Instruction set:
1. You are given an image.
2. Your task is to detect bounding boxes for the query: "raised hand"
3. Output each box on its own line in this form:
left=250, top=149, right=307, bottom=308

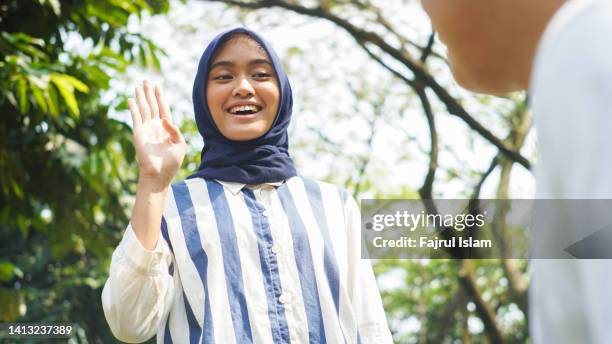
left=128, top=81, right=186, bottom=190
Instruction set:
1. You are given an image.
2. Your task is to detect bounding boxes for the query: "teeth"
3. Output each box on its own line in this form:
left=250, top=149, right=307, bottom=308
left=229, top=105, right=259, bottom=113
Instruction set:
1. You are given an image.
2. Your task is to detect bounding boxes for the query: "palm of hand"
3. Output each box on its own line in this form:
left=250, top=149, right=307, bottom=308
left=129, top=82, right=186, bottom=187
left=134, top=118, right=184, bottom=179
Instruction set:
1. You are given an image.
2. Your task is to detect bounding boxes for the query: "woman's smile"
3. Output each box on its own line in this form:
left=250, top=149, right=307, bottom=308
left=225, top=101, right=264, bottom=122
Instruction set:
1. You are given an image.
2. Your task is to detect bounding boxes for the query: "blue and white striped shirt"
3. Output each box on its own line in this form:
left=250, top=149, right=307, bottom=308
left=102, top=176, right=392, bottom=343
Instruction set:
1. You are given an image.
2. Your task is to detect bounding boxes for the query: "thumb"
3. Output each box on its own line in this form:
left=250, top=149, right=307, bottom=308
left=161, top=117, right=184, bottom=144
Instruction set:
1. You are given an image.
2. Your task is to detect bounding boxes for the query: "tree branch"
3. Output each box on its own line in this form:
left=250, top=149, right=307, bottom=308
left=458, top=260, right=504, bottom=343
left=420, top=30, right=436, bottom=63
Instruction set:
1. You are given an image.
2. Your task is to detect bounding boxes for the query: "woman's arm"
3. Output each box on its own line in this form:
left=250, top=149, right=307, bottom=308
left=101, top=81, right=186, bottom=342
left=128, top=81, right=186, bottom=250
left=101, top=222, right=179, bottom=343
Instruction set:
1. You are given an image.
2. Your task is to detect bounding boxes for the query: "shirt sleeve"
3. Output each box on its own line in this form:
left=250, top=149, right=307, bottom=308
left=101, top=222, right=178, bottom=343
left=344, top=193, right=394, bottom=343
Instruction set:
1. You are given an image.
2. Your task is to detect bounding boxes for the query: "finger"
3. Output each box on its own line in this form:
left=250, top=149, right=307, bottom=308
left=128, top=98, right=142, bottom=129
left=162, top=117, right=183, bottom=144
left=143, top=80, right=160, bottom=119
left=135, top=85, right=151, bottom=121
left=155, top=85, right=173, bottom=122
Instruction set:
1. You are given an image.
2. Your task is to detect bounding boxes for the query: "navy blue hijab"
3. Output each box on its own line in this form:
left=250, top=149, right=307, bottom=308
left=188, top=28, right=297, bottom=184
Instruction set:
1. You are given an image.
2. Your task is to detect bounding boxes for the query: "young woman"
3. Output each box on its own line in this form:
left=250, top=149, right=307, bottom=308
left=101, top=27, right=392, bottom=344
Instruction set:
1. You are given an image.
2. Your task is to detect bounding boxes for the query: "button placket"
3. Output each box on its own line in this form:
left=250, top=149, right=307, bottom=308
left=259, top=188, right=272, bottom=217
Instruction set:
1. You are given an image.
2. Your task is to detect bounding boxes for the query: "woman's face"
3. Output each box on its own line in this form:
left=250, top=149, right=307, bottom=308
left=206, top=36, right=280, bottom=141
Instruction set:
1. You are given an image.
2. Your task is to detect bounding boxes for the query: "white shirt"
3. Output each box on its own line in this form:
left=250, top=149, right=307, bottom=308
left=101, top=176, right=392, bottom=343
left=530, top=0, right=612, bottom=343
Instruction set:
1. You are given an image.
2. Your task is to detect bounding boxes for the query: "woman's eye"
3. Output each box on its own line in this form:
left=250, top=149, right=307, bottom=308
left=253, top=72, right=271, bottom=78
left=213, top=74, right=232, bottom=80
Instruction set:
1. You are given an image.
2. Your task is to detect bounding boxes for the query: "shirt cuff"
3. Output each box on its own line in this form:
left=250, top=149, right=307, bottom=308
left=119, top=223, right=167, bottom=276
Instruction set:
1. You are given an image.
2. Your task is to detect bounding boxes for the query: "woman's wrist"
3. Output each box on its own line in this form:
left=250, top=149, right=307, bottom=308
left=131, top=175, right=169, bottom=250
left=137, top=173, right=172, bottom=193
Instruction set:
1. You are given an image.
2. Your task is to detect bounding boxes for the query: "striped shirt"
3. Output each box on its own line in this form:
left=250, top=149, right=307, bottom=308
left=101, top=176, right=392, bottom=343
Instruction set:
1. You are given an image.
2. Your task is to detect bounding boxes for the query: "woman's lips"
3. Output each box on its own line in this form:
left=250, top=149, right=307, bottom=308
left=227, top=104, right=262, bottom=115
left=225, top=108, right=263, bottom=121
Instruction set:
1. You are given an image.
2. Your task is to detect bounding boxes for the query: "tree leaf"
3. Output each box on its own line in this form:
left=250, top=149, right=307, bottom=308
left=59, top=74, right=90, bottom=93
left=0, top=288, right=25, bottom=321
left=50, top=74, right=80, bottom=117
left=45, top=82, right=60, bottom=117
left=28, top=77, right=48, bottom=113
left=16, top=77, right=29, bottom=114
left=0, top=262, right=16, bottom=282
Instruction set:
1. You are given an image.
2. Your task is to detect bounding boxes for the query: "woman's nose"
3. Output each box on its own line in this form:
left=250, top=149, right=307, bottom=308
left=232, top=77, right=255, bottom=97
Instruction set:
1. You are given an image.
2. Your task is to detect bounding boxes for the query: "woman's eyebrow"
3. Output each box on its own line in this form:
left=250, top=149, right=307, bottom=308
left=248, top=58, right=272, bottom=66
left=210, top=58, right=272, bottom=70
left=210, top=60, right=233, bottom=70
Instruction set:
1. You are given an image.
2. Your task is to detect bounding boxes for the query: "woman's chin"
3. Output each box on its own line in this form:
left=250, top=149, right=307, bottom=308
left=221, top=125, right=268, bottom=141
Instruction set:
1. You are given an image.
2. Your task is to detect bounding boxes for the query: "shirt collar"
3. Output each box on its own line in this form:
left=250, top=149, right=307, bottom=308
left=215, top=180, right=284, bottom=195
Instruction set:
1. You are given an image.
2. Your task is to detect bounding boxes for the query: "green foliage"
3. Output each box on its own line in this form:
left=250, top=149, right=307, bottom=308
left=375, top=258, right=528, bottom=343
left=0, top=0, right=168, bottom=342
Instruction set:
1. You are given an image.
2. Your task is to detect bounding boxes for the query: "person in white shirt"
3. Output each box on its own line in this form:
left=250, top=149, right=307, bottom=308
left=421, top=0, right=612, bottom=342
left=101, top=28, right=393, bottom=343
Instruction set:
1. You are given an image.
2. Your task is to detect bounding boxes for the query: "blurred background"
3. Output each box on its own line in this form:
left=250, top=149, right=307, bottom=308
left=0, top=0, right=535, bottom=342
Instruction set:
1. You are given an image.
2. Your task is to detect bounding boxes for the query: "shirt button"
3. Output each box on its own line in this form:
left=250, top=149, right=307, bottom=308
left=262, top=209, right=269, bottom=217
left=279, top=294, right=288, bottom=304
left=271, top=245, right=279, bottom=254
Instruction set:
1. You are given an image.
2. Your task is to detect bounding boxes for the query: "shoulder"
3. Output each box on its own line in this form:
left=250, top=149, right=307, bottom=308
left=164, top=178, right=217, bottom=214
left=170, top=177, right=214, bottom=189
left=531, top=0, right=612, bottom=91
left=530, top=0, right=612, bottom=122
left=286, top=176, right=352, bottom=205
left=168, top=177, right=220, bottom=194
left=537, top=0, right=612, bottom=51
left=286, top=176, right=356, bottom=209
